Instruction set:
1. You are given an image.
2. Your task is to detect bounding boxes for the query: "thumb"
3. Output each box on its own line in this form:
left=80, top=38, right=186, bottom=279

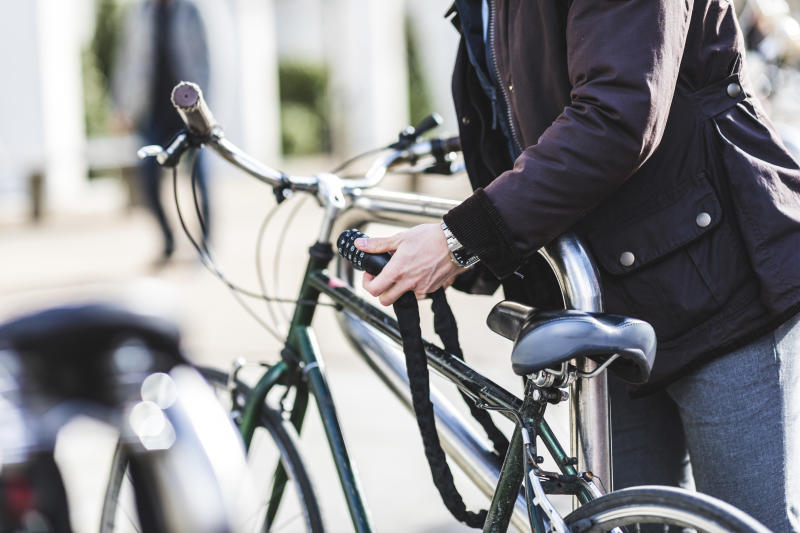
left=354, top=234, right=400, bottom=253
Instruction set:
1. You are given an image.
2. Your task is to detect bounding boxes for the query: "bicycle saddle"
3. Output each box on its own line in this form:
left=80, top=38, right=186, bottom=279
left=486, top=301, right=656, bottom=384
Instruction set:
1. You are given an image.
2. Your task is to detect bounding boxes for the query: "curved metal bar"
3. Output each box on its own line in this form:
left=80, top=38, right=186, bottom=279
left=207, top=134, right=316, bottom=190
left=203, top=135, right=437, bottom=196
left=345, top=140, right=438, bottom=190
left=347, top=188, right=459, bottom=224
left=539, top=235, right=603, bottom=313
left=540, top=235, right=611, bottom=494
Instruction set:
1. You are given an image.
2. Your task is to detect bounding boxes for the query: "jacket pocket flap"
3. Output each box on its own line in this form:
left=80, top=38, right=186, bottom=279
left=586, top=174, right=722, bottom=276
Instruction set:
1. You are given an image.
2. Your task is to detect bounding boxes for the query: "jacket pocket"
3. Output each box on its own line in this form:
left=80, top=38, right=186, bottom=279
left=584, top=171, right=741, bottom=341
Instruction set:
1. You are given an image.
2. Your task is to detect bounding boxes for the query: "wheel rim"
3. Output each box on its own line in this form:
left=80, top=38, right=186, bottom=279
left=573, top=503, right=749, bottom=533
left=198, top=366, right=323, bottom=532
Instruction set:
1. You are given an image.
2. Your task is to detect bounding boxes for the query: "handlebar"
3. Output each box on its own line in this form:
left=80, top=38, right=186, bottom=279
left=437, top=136, right=461, bottom=154
left=348, top=136, right=459, bottom=190
left=144, top=82, right=461, bottom=199
left=171, top=82, right=217, bottom=137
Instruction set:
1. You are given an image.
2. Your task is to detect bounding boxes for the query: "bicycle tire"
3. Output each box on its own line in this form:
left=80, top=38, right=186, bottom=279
left=564, top=485, right=771, bottom=533
left=100, top=440, right=183, bottom=533
left=198, top=365, right=324, bottom=533
left=99, top=439, right=137, bottom=533
left=99, top=367, right=324, bottom=533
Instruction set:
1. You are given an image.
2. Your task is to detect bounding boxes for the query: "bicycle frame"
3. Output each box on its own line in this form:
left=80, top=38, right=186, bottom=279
left=141, top=85, right=612, bottom=529
left=232, top=185, right=610, bottom=532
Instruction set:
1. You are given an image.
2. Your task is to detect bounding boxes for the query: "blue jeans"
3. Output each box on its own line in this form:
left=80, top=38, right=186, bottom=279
left=610, top=312, right=800, bottom=532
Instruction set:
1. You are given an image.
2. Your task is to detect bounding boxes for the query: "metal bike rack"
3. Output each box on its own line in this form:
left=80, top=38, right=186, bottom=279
left=333, top=189, right=611, bottom=527
left=540, top=235, right=611, bottom=493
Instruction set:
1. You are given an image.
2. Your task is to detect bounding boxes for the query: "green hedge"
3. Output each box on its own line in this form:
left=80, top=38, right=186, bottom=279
left=279, top=62, right=330, bottom=156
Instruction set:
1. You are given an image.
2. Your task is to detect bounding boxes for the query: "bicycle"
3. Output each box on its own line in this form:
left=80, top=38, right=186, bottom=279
left=104, top=81, right=772, bottom=533
left=0, top=301, right=256, bottom=532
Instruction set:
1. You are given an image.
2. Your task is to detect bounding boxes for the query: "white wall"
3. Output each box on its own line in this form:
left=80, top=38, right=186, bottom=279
left=196, top=0, right=240, bottom=141
left=0, top=0, right=89, bottom=213
left=406, top=0, right=460, bottom=132
left=275, top=0, right=325, bottom=62
left=323, top=0, right=410, bottom=156
left=37, top=0, right=89, bottom=209
left=233, top=0, right=281, bottom=163
left=0, top=1, right=46, bottom=205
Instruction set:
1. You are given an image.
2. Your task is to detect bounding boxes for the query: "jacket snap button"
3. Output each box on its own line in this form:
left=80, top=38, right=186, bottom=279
left=461, top=116, right=470, bottom=125
left=619, top=251, right=635, bottom=267
left=726, top=82, right=742, bottom=98
left=696, top=212, right=712, bottom=228
left=508, top=84, right=514, bottom=93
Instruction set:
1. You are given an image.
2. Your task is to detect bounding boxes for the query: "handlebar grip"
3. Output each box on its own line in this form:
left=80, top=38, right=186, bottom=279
left=429, top=136, right=462, bottom=171
left=171, top=82, right=216, bottom=137
left=442, top=136, right=461, bottom=153
left=337, top=229, right=391, bottom=276
left=413, top=113, right=443, bottom=137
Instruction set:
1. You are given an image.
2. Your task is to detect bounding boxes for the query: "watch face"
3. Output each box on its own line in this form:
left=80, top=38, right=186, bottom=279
left=442, top=222, right=478, bottom=267
left=452, top=248, right=479, bottom=267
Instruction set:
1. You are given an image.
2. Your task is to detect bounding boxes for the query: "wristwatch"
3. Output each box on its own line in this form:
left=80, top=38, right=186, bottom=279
left=441, top=221, right=480, bottom=268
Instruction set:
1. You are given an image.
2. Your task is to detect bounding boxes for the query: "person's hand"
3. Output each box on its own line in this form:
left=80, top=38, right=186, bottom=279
left=355, top=223, right=465, bottom=306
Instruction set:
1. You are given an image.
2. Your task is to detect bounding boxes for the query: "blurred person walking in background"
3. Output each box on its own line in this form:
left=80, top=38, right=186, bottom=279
left=112, top=0, right=211, bottom=263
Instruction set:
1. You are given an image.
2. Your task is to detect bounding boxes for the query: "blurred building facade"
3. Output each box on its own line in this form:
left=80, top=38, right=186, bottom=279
left=0, top=0, right=91, bottom=214
left=0, top=0, right=458, bottom=220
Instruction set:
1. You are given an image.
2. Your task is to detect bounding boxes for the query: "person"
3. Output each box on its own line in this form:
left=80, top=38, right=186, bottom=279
left=112, top=0, right=211, bottom=262
left=355, top=1, right=800, bottom=531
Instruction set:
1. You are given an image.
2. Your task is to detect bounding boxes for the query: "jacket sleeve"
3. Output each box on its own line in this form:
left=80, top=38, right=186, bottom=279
left=443, top=0, right=693, bottom=278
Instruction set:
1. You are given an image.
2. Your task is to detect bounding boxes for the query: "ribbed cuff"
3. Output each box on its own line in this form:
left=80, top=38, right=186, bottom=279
left=443, top=188, right=522, bottom=278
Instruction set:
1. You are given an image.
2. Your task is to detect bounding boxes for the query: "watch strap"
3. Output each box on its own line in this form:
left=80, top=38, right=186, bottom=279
left=441, top=222, right=480, bottom=267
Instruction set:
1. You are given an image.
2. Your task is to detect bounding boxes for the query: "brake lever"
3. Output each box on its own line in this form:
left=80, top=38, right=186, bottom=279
left=137, top=131, right=191, bottom=168
left=388, top=113, right=444, bottom=150
left=137, top=145, right=166, bottom=160
left=422, top=160, right=462, bottom=175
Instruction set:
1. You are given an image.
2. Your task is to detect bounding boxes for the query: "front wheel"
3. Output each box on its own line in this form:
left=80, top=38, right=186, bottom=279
left=197, top=366, right=324, bottom=533
left=564, top=486, right=771, bottom=533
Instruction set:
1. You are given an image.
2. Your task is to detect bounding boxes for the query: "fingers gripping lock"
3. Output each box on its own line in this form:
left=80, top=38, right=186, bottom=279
left=337, top=229, right=391, bottom=276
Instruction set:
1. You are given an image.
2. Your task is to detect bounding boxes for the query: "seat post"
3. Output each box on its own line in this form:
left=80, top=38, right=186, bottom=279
left=540, top=232, right=612, bottom=494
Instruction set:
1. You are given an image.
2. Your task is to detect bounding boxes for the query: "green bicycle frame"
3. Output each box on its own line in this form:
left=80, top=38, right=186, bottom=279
left=237, top=242, right=591, bottom=532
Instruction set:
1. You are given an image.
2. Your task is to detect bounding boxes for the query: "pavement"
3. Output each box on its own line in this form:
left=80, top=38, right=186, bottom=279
left=0, top=158, right=569, bottom=532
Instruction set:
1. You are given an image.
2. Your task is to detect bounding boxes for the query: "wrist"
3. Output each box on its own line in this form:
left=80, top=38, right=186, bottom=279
left=441, top=221, right=480, bottom=268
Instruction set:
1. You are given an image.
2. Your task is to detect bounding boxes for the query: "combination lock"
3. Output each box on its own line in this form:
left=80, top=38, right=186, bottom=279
left=337, top=229, right=391, bottom=276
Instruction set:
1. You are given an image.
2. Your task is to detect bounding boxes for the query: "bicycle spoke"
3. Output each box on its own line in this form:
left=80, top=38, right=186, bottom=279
left=198, top=367, right=322, bottom=532
left=271, top=511, right=310, bottom=532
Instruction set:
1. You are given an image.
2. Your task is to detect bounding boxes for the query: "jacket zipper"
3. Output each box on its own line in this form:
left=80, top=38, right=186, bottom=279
left=488, top=0, right=523, bottom=155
